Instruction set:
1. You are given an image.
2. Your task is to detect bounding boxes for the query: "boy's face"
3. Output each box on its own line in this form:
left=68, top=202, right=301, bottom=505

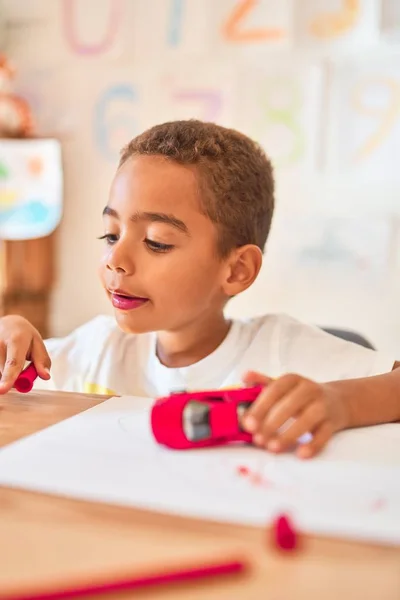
left=99, top=155, right=230, bottom=334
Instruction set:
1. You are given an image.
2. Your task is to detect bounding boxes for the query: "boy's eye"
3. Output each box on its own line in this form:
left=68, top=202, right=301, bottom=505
left=98, top=233, right=119, bottom=245
left=145, top=238, right=174, bottom=253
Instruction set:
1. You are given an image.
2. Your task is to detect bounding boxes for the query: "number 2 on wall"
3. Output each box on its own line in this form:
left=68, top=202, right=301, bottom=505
left=62, top=0, right=122, bottom=55
left=222, top=0, right=286, bottom=43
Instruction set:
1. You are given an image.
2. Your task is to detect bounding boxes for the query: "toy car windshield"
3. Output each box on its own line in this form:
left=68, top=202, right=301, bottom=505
left=182, top=400, right=211, bottom=442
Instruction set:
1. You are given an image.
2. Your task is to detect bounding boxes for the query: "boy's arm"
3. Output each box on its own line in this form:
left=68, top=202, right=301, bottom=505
left=331, top=360, right=400, bottom=429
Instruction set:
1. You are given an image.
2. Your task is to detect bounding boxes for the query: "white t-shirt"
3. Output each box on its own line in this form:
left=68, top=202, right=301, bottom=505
left=34, top=314, right=395, bottom=398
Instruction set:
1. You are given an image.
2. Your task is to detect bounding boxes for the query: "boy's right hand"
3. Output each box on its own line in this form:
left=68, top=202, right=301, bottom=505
left=0, top=315, right=51, bottom=394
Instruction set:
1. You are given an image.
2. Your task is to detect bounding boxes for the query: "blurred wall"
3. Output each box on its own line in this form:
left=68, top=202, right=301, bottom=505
left=2, top=0, right=399, bottom=353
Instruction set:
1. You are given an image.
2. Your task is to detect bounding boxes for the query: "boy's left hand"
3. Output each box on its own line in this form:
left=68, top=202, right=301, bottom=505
left=242, top=371, right=349, bottom=459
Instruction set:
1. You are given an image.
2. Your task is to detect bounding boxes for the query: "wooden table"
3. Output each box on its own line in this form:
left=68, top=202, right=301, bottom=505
left=0, top=391, right=399, bottom=599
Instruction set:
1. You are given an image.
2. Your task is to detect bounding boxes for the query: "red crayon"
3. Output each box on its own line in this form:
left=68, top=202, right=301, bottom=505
left=14, top=363, right=38, bottom=393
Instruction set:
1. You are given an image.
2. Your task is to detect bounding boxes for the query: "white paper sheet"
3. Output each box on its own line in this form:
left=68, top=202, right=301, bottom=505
left=0, top=395, right=399, bottom=546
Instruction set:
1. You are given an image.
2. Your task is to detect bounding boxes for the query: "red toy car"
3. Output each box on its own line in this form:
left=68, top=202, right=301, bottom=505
left=150, top=386, right=263, bottom=450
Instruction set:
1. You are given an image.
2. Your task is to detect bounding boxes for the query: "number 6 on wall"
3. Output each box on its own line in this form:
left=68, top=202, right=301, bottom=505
left=62, top=0, right=122, bottom=56
left=94, top=83, right=137, bottom=162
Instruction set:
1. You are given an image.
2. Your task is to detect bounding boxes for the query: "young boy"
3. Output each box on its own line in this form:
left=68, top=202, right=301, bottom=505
left=0, top=120, right=398, bottom=458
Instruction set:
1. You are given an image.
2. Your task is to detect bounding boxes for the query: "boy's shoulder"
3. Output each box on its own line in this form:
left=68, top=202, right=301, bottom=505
left=237, top=312, right=394, bottom=381
left=238, top=312, right=371, bottom=358
left=239, top=312, right=345, bottom=341
left=235, top=312, right=316, bottom=337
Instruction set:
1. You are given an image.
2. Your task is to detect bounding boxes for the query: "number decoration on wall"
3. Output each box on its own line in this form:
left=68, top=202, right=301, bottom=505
left=222, top=0, right=286, bottom=43
left=308, top=0, right=361, bottom=38
left=94, top=83, right=137, bottom=162
left=167, top=0, right=184, bottom=47
left=62, top=0, right=122, bottom=56
left=257, top=77, right=305, bottom=168
left=351, top=77, right=400, bottom=163
left=328, top=59, right=400, bottom=181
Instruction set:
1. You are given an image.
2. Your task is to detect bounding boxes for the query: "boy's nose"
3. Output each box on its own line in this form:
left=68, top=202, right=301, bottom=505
left=106, top=245, right=135, bottom=275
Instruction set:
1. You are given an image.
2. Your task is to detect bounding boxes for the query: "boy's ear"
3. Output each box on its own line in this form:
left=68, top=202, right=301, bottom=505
left=222, top=244, right=263, bottom=296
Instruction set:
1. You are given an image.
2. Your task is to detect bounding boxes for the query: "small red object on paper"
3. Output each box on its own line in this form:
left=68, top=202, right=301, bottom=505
left=274, top=514, right=297, bottom=551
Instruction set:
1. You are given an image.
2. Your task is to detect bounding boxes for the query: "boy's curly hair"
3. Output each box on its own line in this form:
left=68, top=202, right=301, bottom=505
left=120, top=120, right=275, bottom=257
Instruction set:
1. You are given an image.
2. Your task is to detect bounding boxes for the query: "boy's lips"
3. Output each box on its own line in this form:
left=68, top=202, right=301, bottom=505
left=109, top=289, right=149, bottom=311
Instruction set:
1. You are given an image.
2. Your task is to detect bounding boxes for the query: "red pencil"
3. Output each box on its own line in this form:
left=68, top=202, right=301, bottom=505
left=2, top=559, right=246, bottom=600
